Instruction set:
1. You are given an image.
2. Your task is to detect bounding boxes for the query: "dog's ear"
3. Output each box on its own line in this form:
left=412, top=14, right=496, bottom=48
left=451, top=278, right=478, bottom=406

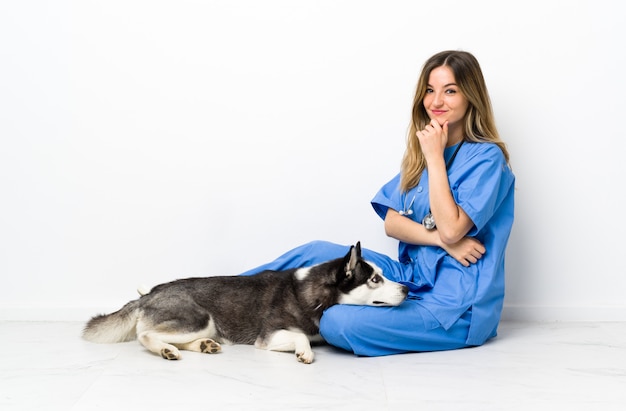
left=343, top=242, right=361, bottom=280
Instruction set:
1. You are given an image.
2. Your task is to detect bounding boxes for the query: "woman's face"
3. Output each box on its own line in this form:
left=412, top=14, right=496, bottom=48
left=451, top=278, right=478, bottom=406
left=423, top=66, right=469, bottom=129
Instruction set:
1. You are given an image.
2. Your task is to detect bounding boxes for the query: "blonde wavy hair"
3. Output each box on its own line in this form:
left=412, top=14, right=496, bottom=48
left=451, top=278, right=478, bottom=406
left=400, top=50, right=510, bottom=192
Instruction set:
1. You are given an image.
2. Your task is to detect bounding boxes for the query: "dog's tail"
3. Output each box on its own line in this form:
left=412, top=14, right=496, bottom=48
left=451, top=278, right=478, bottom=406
left=82, top=300, right=140, bottom=344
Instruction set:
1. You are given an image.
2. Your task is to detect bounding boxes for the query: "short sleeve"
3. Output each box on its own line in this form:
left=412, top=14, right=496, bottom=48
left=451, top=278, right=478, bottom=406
left=453, top=144, right=514, bottom=234
left=371, top=173, right=403, bottom=221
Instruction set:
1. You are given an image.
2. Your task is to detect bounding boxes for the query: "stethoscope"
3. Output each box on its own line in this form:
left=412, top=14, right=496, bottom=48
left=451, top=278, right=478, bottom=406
left=399, top=193, right=415, bottom=216
left=400, top=140, right=464, bottom=229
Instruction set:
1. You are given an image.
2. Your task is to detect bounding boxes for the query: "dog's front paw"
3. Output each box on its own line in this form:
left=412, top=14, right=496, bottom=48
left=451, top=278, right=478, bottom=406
left=200, top=339, right=222, bottom=354
left=296, top=349, right=314, bottom=364
left=161, top=347, right=181, bottom=360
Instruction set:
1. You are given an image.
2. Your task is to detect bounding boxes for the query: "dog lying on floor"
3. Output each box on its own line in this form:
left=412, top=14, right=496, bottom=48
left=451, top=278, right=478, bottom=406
left=82, top=242, right=408, bottom=363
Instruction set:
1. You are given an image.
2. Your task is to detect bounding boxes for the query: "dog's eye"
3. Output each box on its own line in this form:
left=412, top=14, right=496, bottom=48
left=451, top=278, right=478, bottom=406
left=371, top=275, right=381, bottom=284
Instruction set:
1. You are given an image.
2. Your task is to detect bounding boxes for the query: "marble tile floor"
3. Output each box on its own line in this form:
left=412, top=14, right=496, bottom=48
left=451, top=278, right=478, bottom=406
left=1, top=321, right=625, bottom=411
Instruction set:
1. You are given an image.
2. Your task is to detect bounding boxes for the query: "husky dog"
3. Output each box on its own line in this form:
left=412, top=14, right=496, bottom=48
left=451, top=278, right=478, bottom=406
left=82, top=242, right=408, bottom=363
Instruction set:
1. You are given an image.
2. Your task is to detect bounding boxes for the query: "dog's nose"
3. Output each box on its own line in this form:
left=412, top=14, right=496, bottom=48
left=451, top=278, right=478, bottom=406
left=401, top=285, right=409, bottom=296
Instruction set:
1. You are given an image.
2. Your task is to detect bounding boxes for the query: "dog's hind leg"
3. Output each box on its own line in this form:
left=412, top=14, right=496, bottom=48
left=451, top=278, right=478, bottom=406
left=137, top=331, right=182, bottom=360
left=257, top=330, right=315, bottom=364
left=171, top=319, right=221, bottom=354
left=175, top=338, right=221, bottom=354
left=137, top=332, right=221, bottom=359
left=137, top=319, right=221, bottom=360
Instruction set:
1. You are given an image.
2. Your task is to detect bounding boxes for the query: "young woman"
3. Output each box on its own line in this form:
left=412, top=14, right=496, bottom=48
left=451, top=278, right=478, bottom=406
left=241, top=50, right=515, bottom=356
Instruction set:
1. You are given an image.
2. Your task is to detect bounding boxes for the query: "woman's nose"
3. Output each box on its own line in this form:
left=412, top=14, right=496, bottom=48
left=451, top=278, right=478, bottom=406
left=432, top=92, right=444, bottom=106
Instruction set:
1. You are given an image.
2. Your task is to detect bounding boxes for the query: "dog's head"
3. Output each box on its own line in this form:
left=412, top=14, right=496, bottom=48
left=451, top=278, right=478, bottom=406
left=336, top=242, right=408, bottom=307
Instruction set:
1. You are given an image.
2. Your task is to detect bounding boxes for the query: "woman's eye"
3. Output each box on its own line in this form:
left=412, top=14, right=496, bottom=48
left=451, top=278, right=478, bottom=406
left=425, top=88, right=433, bottom=94
left=445, top=89, right=457, bottom=94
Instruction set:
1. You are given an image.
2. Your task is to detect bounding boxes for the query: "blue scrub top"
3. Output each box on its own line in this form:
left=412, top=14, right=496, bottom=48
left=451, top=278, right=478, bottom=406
left=371, top=141, right=515, bottom=345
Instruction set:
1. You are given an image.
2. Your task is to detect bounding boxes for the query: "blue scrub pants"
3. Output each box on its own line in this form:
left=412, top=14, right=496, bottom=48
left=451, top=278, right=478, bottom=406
left=240, top=241, right=472, bottom=357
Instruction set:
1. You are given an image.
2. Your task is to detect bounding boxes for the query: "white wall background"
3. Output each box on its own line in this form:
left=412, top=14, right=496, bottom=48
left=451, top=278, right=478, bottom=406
left=1, top=0, right=624, bottom=322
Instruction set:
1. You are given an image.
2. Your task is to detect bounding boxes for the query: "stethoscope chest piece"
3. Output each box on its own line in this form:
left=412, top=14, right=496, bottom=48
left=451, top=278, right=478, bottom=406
left=422, top=212, right=436, bottom=230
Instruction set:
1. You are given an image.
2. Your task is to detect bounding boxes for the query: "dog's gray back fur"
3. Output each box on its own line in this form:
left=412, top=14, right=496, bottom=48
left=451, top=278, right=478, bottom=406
left=141, top=267, right=335, bottom=344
